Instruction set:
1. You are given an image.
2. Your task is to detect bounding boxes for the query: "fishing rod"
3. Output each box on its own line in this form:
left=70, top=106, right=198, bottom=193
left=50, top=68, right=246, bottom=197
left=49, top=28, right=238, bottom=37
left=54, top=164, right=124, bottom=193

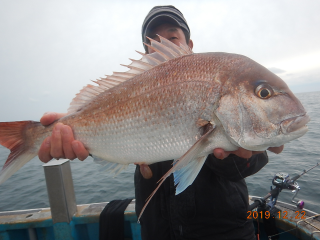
left=249, top=162, right=319, bottom=240
left=249, top=162, right=320, bottom=211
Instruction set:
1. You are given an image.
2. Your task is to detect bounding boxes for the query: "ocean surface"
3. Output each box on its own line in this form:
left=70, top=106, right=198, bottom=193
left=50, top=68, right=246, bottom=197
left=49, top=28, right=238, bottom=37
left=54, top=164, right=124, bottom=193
left=0, top=91, right=319, bottom=213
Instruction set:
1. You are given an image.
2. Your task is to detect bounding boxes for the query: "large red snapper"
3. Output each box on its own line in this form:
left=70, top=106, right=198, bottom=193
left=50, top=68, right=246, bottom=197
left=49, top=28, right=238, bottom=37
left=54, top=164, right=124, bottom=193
left=0, top=36, right=309, bottom=218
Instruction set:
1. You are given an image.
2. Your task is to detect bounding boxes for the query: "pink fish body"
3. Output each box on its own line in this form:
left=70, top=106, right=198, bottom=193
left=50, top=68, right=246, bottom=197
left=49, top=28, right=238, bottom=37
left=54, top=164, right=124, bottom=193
left=0, top=36, right=309, bottom=218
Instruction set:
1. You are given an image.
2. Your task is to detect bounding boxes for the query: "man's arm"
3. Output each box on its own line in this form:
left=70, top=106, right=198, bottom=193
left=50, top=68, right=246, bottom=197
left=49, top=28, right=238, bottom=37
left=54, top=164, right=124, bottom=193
left=212, top=146, right=283, bottom=160
left=205, top=151, right=269, bottom=181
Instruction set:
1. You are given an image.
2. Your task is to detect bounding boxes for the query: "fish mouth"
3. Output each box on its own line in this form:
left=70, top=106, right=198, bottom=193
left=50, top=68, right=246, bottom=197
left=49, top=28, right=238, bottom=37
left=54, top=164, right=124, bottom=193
left=280, top=113, right=310, bottom=134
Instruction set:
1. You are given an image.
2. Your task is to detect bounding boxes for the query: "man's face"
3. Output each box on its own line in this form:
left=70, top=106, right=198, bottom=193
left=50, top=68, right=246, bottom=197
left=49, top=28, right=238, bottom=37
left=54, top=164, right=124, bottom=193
left=147, top=23, right=193, bottom=53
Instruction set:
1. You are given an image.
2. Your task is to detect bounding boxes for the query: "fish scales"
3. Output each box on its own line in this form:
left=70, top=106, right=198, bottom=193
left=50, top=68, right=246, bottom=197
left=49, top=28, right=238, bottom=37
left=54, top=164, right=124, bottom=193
left=62, top=54, right=221, bottom=164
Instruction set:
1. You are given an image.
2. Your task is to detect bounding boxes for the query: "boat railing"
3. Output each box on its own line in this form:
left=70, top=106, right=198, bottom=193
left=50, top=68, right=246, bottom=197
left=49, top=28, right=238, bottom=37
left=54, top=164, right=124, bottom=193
left=0, top=159, right=141, bottom=240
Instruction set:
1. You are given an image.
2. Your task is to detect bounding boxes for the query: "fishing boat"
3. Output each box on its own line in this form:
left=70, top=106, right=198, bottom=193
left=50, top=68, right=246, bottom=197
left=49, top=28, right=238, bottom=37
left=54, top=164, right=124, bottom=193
left=0, top=160, right=319, bottom=240
left=1, top=199, right=319, bottom=240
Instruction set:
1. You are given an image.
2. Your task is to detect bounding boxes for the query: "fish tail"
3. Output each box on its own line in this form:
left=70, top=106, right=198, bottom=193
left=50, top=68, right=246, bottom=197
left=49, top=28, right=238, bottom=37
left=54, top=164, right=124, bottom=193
left=0, top=121, right=42, bottom=185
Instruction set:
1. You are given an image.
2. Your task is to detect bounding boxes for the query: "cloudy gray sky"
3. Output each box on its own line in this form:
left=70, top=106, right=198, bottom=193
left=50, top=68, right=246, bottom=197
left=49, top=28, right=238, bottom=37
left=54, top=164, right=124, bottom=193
left=0, top=0, right=319, bottom=122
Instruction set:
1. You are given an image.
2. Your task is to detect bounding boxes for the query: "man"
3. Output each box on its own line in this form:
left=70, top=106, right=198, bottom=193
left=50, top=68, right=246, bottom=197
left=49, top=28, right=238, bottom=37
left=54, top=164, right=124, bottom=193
left=38, top=5, right=283, bottom=240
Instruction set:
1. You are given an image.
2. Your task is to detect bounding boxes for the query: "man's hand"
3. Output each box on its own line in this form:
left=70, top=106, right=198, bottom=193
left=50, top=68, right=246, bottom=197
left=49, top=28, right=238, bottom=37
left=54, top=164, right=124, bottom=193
left=38, top=112, right=89, bottom=163
left=136, top=163, right=153, bottom=179
left=213, top=146, right=284, bottom=160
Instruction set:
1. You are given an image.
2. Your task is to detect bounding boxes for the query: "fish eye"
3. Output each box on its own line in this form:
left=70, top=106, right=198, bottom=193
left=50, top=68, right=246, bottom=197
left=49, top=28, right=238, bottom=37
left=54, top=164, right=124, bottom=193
left=255, top=84, right=273, bottom=99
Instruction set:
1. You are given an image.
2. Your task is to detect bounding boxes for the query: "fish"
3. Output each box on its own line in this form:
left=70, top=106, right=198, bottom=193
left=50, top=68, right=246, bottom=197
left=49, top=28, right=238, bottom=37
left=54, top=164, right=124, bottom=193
left=0, top=35, right=309, bottom=219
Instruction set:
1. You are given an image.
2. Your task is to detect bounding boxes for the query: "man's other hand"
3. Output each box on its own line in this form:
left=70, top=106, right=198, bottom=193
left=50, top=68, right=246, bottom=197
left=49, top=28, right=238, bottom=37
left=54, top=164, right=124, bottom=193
left=213, top=146, right=284, bottom=160
left=38, top=112, right=89, bottom=163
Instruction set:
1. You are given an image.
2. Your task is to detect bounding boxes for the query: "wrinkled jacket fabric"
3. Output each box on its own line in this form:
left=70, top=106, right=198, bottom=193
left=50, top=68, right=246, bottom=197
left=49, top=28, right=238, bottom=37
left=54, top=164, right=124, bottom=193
left=135, top=152, right=268, bottom=240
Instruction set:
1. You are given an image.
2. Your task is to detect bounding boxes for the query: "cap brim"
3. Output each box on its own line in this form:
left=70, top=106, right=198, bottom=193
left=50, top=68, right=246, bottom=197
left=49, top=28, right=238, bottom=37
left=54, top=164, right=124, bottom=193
left=146, top=14, right=182, bottom=30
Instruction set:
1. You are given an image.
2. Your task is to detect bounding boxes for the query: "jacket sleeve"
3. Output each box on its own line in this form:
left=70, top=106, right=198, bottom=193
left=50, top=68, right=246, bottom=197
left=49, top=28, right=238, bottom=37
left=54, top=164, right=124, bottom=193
left=204, top=151, right=268, bottom=182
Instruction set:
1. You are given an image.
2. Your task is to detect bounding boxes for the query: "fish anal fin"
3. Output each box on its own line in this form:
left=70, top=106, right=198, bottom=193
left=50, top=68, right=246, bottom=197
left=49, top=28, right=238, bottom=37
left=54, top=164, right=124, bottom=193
left=92, top=155, right=128, bottom=176
left=138, top=125, right=215, bottom=221
left=138, top=174, right=165, bottom=223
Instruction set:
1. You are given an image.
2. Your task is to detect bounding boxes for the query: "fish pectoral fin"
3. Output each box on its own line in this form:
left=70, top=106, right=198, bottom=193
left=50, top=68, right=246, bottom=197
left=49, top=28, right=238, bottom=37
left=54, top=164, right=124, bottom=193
left=137, top=125, right=215, bottom=222
left=196, top=118, right=210, bottom=127
left=172, top=122, right=215, bottom=169
left=173, top=156, right=207, bottom=195
left=92, top=155, right=128, bottom=176
left=171, top=123, right=215, bottom=194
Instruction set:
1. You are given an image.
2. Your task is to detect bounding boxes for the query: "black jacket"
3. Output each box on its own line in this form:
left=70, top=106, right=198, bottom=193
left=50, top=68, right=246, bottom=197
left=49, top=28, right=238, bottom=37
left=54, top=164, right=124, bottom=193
left=135, top=152, right=268, bottom=240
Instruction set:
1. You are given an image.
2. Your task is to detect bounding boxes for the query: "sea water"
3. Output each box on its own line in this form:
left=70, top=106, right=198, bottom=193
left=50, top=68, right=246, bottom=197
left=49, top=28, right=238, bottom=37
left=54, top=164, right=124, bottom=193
left=0, top=91, right=319, bottom=213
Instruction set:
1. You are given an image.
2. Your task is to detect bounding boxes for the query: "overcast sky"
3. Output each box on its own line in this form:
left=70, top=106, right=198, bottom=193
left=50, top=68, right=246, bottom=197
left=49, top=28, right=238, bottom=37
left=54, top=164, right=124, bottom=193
left=0, top=0, right=319, bottom=122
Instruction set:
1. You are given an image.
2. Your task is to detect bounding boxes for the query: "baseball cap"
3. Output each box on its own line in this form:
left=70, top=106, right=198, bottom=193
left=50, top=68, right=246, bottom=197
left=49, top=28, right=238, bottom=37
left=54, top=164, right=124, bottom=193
left=141, top=5, right=190, bottom=52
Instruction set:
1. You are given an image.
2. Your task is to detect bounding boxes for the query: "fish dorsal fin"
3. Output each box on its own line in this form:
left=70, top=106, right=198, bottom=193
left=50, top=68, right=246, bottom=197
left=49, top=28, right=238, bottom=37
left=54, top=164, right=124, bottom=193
left=67, top=35, right=193, bottom=114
